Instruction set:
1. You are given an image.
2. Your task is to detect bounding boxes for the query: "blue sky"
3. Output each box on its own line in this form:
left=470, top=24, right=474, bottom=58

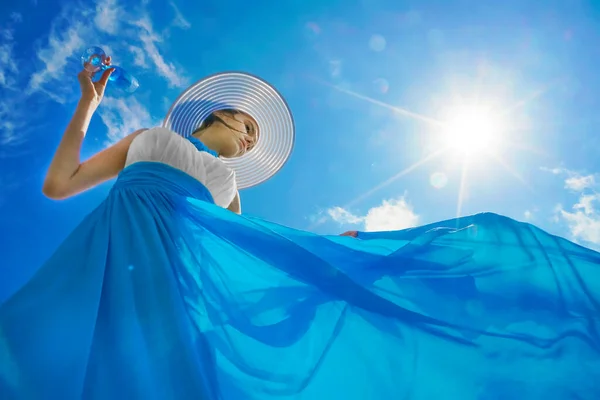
left=1, top=0, right=600, bottom=295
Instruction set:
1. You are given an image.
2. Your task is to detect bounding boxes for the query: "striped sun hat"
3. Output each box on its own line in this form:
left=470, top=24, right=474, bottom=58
left=163, top=72, right=295, bottom=189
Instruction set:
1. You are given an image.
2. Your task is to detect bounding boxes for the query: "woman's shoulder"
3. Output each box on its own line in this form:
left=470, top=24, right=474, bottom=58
left=128, top=126, right=204, bottom=157
left=127, top=127, right=193, bottom=164
left=125, top=126, right=237, bottom=206
left=131, top=126, right=182, bottom=144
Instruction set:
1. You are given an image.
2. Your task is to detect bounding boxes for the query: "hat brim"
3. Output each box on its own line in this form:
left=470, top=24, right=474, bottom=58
left=163, top=72, right=295, bottom=189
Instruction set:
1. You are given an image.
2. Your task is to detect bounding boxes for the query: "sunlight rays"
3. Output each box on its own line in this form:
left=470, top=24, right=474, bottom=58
left=488, top=153, right=534, bottom=192
left=456, top=160, right=469, bottom=220
left=316, top=79, right=443, bottom=127
left=344, top=149, right=444, bottom=209
left=311, top=75, right=547, bottom=228
left=307, top=150, right=443, bottom=231
left=440, top=104, right=504, bottom=157
left=499, top=81, right=553, bottom=117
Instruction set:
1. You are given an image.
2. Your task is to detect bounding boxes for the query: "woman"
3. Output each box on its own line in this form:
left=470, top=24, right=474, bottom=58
left=1, top=61, right=599, bottom=400
left=42, top=58, right=255, bottom=210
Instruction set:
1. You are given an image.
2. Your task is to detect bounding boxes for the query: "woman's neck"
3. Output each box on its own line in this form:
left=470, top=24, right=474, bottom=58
left=191, top=132, right=221, bottom=156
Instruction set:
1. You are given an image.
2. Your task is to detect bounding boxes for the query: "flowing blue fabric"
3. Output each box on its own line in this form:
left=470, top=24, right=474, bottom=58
left=1, top=160, right=600, bottom=400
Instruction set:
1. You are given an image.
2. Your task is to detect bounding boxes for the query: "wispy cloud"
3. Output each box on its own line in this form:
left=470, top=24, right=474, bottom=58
left=524, top=209, right=535, bottom=221
left=15, top=0, right=191, bottom=149
left=539, top=166, right=567, bottom=175
left=0, top=0, right=193, bottom=162
left=132, top=16, right=189, bottom=88
left=26, top=0, right=190, bottom=103
left=565, top=174, right=596, bottom=191
left=169, top=2, right=191, bottom=30
left=94, top=0, right=121, bottom=35
left=327, top=195, right=420, bottom=232
left=558, top=194, right=600, bottom=246
left=545, top=167, right=600, bottom=248
left=0, top=41, right=17, bottom=89
left=0, top=22, right=22, bottom=147
left=10, top=12, right=23, bottom=23
left=0, top=13, right=20, bottom=90
left=0, top=105, right=19, bottom=148
left=99, top=96, right=158, bottom=144
left=128, top=45, right=150, bottom=69
left=27, top=21, right=86, bottom=103
left=329, top=60, right=342, bottom=78
left=327, top=206, right=364, bottom=225
left=540, top=166, right=598, bottom=191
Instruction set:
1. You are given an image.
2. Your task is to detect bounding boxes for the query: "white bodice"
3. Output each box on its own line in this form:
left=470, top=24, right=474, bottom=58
left=125, top=127, right=237, bottom=208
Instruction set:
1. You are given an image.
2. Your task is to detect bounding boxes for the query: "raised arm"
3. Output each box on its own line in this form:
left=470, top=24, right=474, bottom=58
left=43, top=60, right=146, bottom=200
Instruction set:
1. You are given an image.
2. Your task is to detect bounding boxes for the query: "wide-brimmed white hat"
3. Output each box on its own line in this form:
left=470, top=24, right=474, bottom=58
left=163, top=71, right=295, bottom=189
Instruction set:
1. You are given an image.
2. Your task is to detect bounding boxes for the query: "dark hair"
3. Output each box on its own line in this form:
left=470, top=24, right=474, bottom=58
left=192, top=108, right=241, bottom=135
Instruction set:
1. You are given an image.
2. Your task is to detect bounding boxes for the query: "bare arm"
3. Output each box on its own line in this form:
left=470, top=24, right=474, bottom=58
left=227, top=191, right=241, bottom=214
left=43, top=59, right=146, bottom=200
left=43, top=123, right=146, bottom=199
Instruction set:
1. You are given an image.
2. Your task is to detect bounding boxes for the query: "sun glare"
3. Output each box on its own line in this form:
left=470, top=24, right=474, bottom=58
left=311, top=79, right=534, bottom=228
left=442, top=105, right=503, bottom=156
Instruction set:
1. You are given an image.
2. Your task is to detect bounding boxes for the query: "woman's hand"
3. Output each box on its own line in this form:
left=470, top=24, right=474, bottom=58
left=339, top=231, right=358, bottom=238
left=78, top=56, right=114, bottom=107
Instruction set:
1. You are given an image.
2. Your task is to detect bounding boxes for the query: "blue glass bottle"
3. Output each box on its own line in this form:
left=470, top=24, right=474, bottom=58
left=81, top=46, right=139, bottom=93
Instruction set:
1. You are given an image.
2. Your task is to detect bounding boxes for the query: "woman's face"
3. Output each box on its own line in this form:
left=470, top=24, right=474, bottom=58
left=206, top=110, right=259, bottom=158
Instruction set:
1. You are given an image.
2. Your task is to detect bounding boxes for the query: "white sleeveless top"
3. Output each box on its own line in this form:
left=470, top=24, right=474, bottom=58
left=125, top=127, right=237, bottom=208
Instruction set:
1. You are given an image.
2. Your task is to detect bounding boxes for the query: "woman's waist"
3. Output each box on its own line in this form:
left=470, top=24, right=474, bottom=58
left=112, top=161, right=215, bottom=203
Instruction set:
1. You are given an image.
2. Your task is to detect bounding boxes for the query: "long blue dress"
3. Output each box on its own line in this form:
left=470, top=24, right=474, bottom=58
left=0, top=136, right=599, bottom=399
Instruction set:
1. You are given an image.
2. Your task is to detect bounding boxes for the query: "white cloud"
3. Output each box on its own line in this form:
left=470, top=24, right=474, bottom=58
left=541, top=166, right=599, bottom=191
left=565, top=174, right=596, bottom=191
left=1, top=29, right=12, bottom=41
left=540, top=166, right=566, bottom=175
left=170, top=2, right=191, bottom=30
left=558, top=194, right=600, bottom=246
left=132, top=16, right=189, bottom=88
left=0, top=27, right=22, bottom=147
left=364, top=198, right=420, bottom=231
left=6, top=0, right=190, bottom=152
left=99, top=96, right=158, bottom=144
left=26, top=0, right=190, bottom=102
left=329, top=60, right=342, bottom=78
left=10, top=13, right=23, bottom=23
left=327, top=206, right=363, bottom=225
left=27, top=21, right=86, bottom=102
left=523, top=207, right=541, bottom=222
left=546, top=167, right=600, bottom=248
left=0, top=101, right=18, bottom=147
left=129, top=45, right=149, bottom=69
left=327, top=196, right=420, bottom=232
left=94, top=0, right=121, bottom=35
left=0, top=29, right=18, bottom=89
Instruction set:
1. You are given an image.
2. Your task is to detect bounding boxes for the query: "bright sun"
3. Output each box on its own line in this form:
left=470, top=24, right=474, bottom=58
left=442, top=105, right=504, bottom=156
